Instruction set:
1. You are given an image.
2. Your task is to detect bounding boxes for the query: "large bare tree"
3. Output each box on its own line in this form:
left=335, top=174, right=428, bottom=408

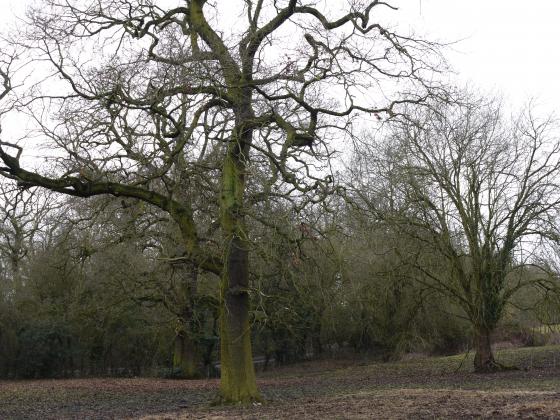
left=0, top=0, right=441, bottom=401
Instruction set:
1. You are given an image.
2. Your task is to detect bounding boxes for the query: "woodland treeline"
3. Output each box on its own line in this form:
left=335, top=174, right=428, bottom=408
left=0, top=0, right=560, bottom=404
left=0, top=175, right=471, bottom=379
left=2, top=98, right=560, bottom=381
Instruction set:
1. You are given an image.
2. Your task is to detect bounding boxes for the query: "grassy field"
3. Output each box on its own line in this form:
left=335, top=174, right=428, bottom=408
left=2, top=346, right=560, bottom=419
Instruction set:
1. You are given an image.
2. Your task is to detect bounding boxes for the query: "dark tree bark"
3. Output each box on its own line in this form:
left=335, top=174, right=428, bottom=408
left=173, top=331, right=200, bottom=378
left=172, top=261, right=203, bottom=378
left=473, top=326, right=498, bottom=373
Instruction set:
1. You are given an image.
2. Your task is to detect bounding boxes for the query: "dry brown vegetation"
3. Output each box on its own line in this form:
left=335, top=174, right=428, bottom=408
left=2, top=346, right=560, bottom=419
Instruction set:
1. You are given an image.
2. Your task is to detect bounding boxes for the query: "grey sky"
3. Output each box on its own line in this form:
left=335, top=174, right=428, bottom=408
left=1, top=0, right=559, bottom=110
left=400, top=0, right=560, bottom=109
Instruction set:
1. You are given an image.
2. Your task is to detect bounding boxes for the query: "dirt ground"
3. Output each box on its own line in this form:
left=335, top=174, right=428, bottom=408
left=2, top=346, right=560, bottom=419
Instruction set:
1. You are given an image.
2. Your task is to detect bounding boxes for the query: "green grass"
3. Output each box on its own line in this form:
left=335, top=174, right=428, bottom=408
left=375, top=344, right=560, bottom=373
left=532, top=324, right=560, bottom=333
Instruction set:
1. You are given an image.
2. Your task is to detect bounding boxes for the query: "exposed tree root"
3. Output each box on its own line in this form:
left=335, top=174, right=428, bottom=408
left=474, top=359, right=519, bottom=373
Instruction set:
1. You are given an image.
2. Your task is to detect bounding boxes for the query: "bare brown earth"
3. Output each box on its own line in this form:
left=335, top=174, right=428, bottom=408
left=2, top=346, right=560, bottom=419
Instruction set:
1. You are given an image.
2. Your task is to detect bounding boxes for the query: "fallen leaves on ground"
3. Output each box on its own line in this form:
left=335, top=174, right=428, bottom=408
left=2, top=346, right=560, bottom=419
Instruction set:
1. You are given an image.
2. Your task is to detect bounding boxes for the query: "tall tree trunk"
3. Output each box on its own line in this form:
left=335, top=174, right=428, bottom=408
left=173, top=330, right=200, bottom=378
left=473, top=326, right=498, bottom=372
left=219, top=235, right=259, bottom=402
left=218, top=139, right=259, bottom=402
left=171, top=259, right=202, bottom=378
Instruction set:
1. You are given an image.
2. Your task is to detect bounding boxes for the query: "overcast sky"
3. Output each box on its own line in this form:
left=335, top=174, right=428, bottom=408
left=402, top=0, right=560, bottom=110
left=1, top=0, right=559, bottom=112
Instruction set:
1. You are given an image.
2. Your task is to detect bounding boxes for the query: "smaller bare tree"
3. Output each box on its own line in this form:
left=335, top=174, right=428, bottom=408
left=353, top=94, right=560, bottom=371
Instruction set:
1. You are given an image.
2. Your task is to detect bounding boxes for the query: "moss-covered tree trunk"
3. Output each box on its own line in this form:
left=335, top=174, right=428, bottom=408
left=172, top=306, right=201, bottom=379
left=173, top=330, right=200, bottom=378
left=217, top=102, right=259, bottom=402
left=171, top=260, right=202, bottom=378
left=472, top=267, right=506, bottom=373
left=218, top=233, right=259, bottom=402
left=473, top=325, right=497, bottom=372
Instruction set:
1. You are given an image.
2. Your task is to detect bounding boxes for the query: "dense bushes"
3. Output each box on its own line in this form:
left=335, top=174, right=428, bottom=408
left=3, top=318, right=172, bottom=379
left=15, top=321, right=72, bottom=378
left=0, top=196, right=557, bottom=379
left=0, top=308, right=18, bottom=377
left=0, top=224, right=176, bottom=378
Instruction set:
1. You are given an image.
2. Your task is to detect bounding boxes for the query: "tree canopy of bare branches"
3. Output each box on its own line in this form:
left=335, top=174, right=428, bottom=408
left=0, top=0, right=443, bottom=401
